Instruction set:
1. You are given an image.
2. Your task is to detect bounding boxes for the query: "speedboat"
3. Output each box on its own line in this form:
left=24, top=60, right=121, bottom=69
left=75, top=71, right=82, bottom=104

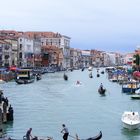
left=0, top=79, right=5, bottom=84
left=88, top=66, right=93, bottom=71
left=121, top=111, right=140, bottom=130
left=131, top=94, right=140, bottom=100
left=135, top=88, right=140, bottom=94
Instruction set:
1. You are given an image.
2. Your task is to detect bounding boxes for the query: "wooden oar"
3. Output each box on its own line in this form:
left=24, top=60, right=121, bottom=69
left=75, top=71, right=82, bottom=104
left=38, top=136, right=53, bottom=140
left=66, top=134, right=80, bottom=140
left=61, top=132, right=80, bottom=140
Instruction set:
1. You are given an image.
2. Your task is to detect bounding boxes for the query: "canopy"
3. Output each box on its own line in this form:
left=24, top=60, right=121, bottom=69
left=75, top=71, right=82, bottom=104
left=9, top=66, right=20, bottom=71
left=112, top=70, right=126, bottom=75
left=133, top=71, right=140, bottom=77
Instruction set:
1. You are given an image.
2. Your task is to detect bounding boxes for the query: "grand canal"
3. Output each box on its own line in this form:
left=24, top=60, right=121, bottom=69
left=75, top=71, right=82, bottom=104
left=1, top=68, right=140, bottom=140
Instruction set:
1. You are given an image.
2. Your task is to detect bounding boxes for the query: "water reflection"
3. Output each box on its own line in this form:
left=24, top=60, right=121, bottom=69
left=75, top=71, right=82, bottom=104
left=121, top=128, right=140, bottom=140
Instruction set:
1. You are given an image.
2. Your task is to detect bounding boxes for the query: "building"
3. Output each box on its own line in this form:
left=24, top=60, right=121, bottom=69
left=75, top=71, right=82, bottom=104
left=81, top=50, right=91, bottom=67
left=0, top=40, right=12, bottom=67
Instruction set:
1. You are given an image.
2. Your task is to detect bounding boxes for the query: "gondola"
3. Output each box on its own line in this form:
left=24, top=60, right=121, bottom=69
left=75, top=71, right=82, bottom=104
left=98, top=88, right=106, bottom=95
left=63, top=74, right=68, bottom=81
left=101, top=71, right=104, bottom=74
left=2, top=131, right=102, bottom=140
left=97, top=74, right=100, bottom=77
left=81, top=68, right=85, bottom=71
left=89, top=75, right=93, bottom=78
left=36, top=75, right=41, bottom=81
left=80, top=131, right=102, bottom=140
left=89, top=74, right=93, bottom=78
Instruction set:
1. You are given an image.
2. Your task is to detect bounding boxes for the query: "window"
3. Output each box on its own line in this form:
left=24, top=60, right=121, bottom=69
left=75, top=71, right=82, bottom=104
left=20, top=44, right=22, bottom=50
left=19, top=52, right=22, bottom=59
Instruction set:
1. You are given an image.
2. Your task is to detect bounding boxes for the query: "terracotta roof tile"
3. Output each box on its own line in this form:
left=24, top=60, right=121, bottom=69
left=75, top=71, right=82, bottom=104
left=25, top=32, right=62, bottom=38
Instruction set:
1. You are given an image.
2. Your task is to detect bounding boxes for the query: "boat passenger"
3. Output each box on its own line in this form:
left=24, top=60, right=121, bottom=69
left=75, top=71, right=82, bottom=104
left=61, top=124, right=69, bottom=140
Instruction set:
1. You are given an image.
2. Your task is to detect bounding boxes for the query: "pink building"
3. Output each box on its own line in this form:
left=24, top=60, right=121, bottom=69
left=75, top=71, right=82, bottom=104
left=124, top=53, right=134, bottom=65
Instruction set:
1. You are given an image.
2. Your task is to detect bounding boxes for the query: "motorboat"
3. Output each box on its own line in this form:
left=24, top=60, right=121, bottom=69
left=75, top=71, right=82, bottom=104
left=88, top=66, right=93, bottom=71
left=15, top=69, right=35, bottom=84
left=131, top=89, right=140, bottom=99
left=131, top=94, right=140, bottom=100
left=121, top=111, right=140, bottom=130
left=109, top=76, right=118, bottom=82
left=122, top=80, right=139, bottom=93
left=135, top=88, right=140, bottom=94
left=0, top=79, right=5, bottom=84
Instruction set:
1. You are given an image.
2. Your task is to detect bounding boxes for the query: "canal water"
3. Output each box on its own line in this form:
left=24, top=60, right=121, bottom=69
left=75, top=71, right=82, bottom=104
left=1, top=68, right=140, bottom=140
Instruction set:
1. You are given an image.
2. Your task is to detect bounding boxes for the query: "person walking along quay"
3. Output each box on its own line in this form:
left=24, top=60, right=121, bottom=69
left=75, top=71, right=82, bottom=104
left=61, top=124, right=69, bottom=140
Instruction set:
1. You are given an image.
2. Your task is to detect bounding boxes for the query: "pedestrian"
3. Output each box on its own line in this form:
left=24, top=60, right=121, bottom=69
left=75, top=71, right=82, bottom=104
left=26, top=128, right=33, bottom=140
left=61, top=124, right=69, bottom=140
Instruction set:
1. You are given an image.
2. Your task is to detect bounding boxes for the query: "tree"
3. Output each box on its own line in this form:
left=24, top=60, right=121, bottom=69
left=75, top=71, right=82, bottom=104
left=133, top=54, right=140, bottom=66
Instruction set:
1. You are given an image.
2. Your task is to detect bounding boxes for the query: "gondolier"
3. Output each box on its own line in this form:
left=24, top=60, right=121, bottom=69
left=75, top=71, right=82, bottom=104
left=100, top=83, right=103, bottom=90
left=61, top=124, right=69, bottom=140
left=26, top=128, right=33, bottom=140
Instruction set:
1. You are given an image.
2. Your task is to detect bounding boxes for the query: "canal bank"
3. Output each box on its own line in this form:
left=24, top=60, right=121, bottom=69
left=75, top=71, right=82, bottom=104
left=0, top=68, right=140, bottom=140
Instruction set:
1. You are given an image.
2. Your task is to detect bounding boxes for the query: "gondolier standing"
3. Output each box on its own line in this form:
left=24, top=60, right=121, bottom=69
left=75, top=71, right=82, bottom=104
left=26, top=128, right=33, bottom=140
left=61, top=124, right=69, bottom=140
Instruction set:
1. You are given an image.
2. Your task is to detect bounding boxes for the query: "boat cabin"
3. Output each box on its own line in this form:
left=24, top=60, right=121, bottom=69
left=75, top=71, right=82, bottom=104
left=16, top=69, right=34, bottom=80
left=15, top=69, right=35, bottom=84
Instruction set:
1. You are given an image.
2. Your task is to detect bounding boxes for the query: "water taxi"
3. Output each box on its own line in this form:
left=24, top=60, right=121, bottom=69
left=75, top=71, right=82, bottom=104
left=15, top=69, right=35, bottom=84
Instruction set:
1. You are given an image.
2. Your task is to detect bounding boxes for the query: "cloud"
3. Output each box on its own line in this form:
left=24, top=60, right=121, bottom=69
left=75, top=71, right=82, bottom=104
left=0, top=0, right=140, bottom=52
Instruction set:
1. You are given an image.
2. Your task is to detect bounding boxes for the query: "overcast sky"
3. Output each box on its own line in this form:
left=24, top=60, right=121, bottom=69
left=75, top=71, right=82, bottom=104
left=0, top=0, right=140, bottom=53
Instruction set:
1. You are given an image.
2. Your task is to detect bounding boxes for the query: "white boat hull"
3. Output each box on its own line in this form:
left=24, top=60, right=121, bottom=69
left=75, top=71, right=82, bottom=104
left=0, top=79, right=5, bottom=84
left=122, top=111, right=140, bottom=130
left=88, top=67, right=93, bottom=71
left=122, top=122, right=140, bottom=130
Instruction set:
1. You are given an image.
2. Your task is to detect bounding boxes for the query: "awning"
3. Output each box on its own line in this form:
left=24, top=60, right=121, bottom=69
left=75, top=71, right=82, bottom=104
left=9, top=66, right=20, bottom=71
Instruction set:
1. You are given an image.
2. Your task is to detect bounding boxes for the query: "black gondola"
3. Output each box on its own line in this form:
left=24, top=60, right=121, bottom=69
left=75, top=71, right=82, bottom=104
left=101, top=71, right=104, bottom=74
left=1, top=131, right=102, bottom=140
left=89, top=73, right=93, bottom=78
left=81, top=131, right=102, bottom=140
left=98, top=88, right=106, bottom=95
left=36, top=75, right=41, bottom=81
left=89, top=75, right=93, bottom=78
left=36, top=73, right=42, bottom=81
left=63, top=74, right=68, bottom=81
left=97, top=74, right=100, bottom=77
left=81, top=68, right=85, bottom=71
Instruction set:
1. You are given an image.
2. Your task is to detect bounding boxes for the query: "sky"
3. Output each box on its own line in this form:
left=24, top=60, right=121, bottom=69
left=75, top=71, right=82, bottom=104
left=0, top=0, right=140, bottom=53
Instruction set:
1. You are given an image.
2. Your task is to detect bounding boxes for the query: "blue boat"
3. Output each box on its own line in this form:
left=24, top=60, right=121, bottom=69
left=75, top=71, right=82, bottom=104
left=122, top=81, right=139, bottom=93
